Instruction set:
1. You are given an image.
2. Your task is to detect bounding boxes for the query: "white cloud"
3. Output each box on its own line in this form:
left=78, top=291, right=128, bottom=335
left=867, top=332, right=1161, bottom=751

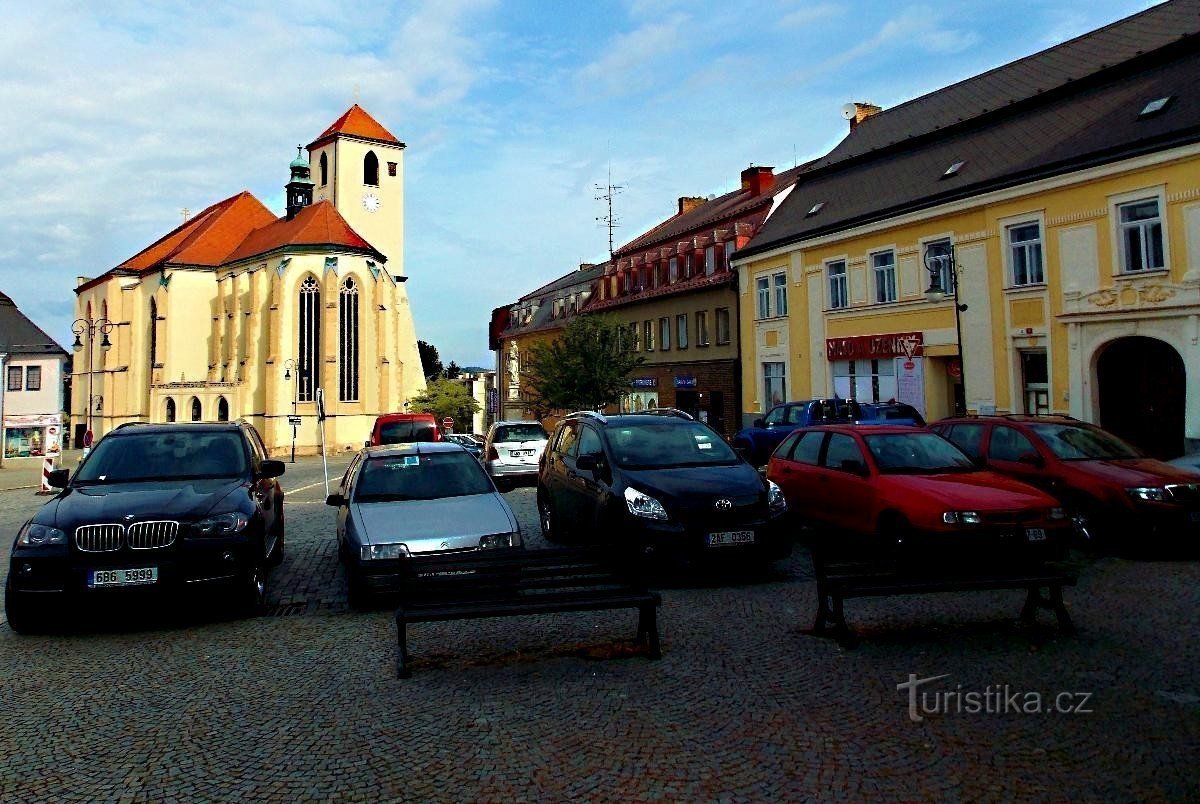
left=778, top=3, right=846, bottom=29
left=576, top=13, right=690, bottom=97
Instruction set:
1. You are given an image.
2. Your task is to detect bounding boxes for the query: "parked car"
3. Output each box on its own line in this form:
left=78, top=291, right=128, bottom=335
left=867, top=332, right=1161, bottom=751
left=767, top=424, right=1070, bottom=564
left=328, top=442, right=522, bottom=608
left=5, top=421, right=286, bottom=633
left=731, top=398, right=860, bottom=467
left=537, top=410, right=791, bottom=563
left=856, top=401, right=926, bottom=427
left=931, top=415, right=1200, bottom=550
left=1166, top=452, right=1200, bottom=476
left=484, top=420, right=550, bottom=488
left=445, top=433, right=484, bottom=460
left=367, top=412, right=441, bottom=447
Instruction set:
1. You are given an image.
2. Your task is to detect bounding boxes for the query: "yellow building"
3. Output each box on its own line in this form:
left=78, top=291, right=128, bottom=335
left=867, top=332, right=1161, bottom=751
left=735, top=1, right=1200, bottom=458
left=72, top=105, right=425, bottom=455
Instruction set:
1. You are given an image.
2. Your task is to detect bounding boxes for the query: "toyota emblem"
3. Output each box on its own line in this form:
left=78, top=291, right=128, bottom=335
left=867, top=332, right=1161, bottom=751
left=714, top=498, right=733, bottom=511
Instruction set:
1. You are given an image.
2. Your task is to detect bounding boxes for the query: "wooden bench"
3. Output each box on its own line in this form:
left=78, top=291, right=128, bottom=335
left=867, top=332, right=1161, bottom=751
left=810, top=549, right=1077, bottom=647
left=394, top=547, right=662, bottom=678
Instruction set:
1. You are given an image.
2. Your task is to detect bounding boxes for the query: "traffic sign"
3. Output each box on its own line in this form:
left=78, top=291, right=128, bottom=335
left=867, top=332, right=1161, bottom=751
left=287, top=415, right=302, bottom=426
left=442, top=417, right=454, bottom=428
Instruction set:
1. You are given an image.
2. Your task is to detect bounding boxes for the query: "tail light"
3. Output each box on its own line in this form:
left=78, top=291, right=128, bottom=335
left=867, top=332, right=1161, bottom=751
left=488, top=446, right=499, bottom=461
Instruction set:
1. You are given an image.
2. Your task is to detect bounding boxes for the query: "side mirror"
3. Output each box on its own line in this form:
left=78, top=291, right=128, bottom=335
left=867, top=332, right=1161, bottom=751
left=576, top=454, right=599, bottom=472
left=260, top=459, right=286, bottom=479
left=326, top=493, right=347, bottom=507
left=48, top=469, right=69, bottom=488
left=1017, top=452, right=1045, bottom=468
left=753, top=418, right=765, bottom=428
left=840, top=458, right=868, bottom=476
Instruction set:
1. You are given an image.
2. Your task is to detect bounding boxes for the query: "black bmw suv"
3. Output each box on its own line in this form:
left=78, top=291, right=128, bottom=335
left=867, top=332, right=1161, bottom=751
left=537, top=410, right=791, bottom=562
left=5, top=421, right=285, bottom=633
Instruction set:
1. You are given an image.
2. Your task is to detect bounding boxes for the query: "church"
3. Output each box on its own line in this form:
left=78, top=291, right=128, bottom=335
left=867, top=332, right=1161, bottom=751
left=71, top=105, right=425, bottom=456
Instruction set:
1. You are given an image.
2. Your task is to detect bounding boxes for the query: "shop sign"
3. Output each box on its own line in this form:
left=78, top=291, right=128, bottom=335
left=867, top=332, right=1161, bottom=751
left=826, top=332, right=923, bottom=361
left=674, top=376, right=697, bottom=389
left=631, top=377, right=658, bottom=388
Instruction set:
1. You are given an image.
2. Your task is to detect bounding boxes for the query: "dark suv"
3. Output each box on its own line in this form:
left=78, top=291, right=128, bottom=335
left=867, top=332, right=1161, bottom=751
left=537, top=410, right=791, bottom=562
left=931, top=415, right=1200, bottom=551
left=5, top=422, right=286, bottom=632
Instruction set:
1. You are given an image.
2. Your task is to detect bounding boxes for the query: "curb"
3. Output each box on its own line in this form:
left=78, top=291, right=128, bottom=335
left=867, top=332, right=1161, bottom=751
left=0, top=485, right=38, bottom=493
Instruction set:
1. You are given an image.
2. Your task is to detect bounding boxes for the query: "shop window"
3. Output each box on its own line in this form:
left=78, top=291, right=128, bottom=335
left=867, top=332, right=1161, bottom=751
left=763, top=362, right=786, bottom=408
left=833, top=359, right=897, bottom=403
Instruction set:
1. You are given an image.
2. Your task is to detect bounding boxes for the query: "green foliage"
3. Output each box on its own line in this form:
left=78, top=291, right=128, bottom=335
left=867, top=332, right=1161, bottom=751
left=444, top=360, right=462, bottom=380
left=523, top=315, right=644, bottom=416
left=417, top=340, right=443, bottom=380
left=409, top=377, right=480, bottom=424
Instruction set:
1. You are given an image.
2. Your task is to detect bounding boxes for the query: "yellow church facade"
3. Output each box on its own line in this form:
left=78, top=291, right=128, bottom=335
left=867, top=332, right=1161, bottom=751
left=72, top=105, right=425, bottom=456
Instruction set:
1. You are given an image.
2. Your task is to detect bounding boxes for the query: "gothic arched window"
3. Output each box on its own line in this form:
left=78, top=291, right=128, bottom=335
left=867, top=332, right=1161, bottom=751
left=190, top=397, right=202, bottom=422
left=165, top=397, right=176, bottom=422
left=339, top=278, right=360, bottom=402
left=217, top=396, right=229, bottom=422
left=319, top=152, right=328, bottom=186
left=364, top=151, right=379, bottom=186
left=298, top=276, right=321, bottom=402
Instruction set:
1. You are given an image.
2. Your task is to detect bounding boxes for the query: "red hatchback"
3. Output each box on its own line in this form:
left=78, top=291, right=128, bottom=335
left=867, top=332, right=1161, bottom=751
left=931, top=415, right=1200, bottom=551
left=767, top=425, right=1071, bottom=563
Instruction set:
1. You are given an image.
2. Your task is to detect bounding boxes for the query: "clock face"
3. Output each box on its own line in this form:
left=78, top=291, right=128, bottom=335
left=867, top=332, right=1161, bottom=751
left=362, top=193, right=381, bottom=213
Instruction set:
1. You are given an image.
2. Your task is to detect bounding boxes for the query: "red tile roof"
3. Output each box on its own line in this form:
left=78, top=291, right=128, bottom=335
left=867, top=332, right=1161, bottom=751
left=117, top=191, right=276, bottom=271
left=224, top=200, right=382, bottom=263
left=308, top=104, right=403, bottom=149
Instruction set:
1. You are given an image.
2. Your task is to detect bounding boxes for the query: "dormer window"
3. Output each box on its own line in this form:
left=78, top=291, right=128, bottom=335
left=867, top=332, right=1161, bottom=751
left=806, top=201, right=826, bottom=216
left=1139, top=96, right=1172, bottom=118
left=942, top=160, right=966, bottom=178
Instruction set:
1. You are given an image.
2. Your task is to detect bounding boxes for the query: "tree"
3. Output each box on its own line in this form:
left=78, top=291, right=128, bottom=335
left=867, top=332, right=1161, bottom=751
left=418, top=340, right=443, bottom=380
left=409, top=377, right=480, bottom=425
left=443, top=361, right=462, bottom=380
left=523, top=315, right=644, bottom=416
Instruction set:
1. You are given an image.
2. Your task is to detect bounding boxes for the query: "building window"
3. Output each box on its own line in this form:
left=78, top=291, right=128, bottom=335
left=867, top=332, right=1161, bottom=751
left=190, top=397, right=202, bottom=422
left=833, top=359, right=897, bottom=403
left=165, top=398, right=176, bottom=422
left=25, top=366, right=41, bottom=391
left=364, top=151, right=379, bottom=186
left=676, top=314, right=688, bottom=349
left=1021, top=350, right=1049, bottom=414
left=763, top=362, right=786, bottom=408
left=7, top=366, right=22, bottom=391
left=669, top=257, right=678, bottom=283
left=872, top=250, right=897, bottom=303
left=217, top=396, right=230, bottom=422
left=630, top=322, right=640, bottom=351
left=339, top=277, right=360, bottom=402
left=1007, top=223, right=1044, bottom=286
left=298, top=275, right=321, bottom=402
left=659, top=317, right=670, bottom=351
left=724, top=240, right=736, bottom=268
left=684, top=254, right=693, bottom=279
left=716, top=307, right=730, bottom=345
left=773, top=271, right=788, bottom=316
left=925, top=239, right=954, bottom=295
left=1117, top=198, right=1164, bottom=273
left=644, top=320, right=655, bottom=351
left=828, top=260, right=848, bottom=309
left=705, top=246, right=716, bottom=276
left=756, top=276, right=770, bottom=318
left=319, top=152, right=328, bottom=186
left=697, top=310, right=710, bottom=346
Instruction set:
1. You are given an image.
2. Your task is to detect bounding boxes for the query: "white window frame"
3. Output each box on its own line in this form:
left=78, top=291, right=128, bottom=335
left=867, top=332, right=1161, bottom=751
left=676, top=313, right=688, bottom=349
left=705, top=246, right=716, bottom=276
left=1114, top=193, right=1167, bottom=274
left=1004, top=219, right=1045, bottom=286
left=772, top=271, right=788, bottom=317
left=659, top=317, right=670, bottom=351
left=697, top=310, right=710, bottom=347
left=827, top=258, right=848, bottom=310
left=920, top=236, right=955, bottom=296
left=668, top=257, right=679, bottom=283
left=1108, top=186, right=1169, bottom=277
left=715, top=307, right=730, bottom=345
left=763, top=362, right=786, bottom=409
left=756, top=276, right=770, bottom=319
left=643, top=320, right=654, bottom=351
left=871, top=249, right=897, bottom=304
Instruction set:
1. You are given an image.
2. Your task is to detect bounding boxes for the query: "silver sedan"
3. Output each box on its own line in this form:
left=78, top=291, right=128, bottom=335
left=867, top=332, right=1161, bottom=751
left=327, top=442, right=523, bottom=607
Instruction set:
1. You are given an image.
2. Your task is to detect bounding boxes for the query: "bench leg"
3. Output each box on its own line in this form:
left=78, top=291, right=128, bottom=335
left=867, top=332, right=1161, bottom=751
left=813, top=584, right=855, bottom=647
left=637, top=603, right=662, bottom=659
left=396, top=618, right=412, bottom=679
left=1020, top=586, right=1042, bottom=625
left=1050, top=584, right=1074, bottom=633
left=1021, top=585, right=1074, bottom=633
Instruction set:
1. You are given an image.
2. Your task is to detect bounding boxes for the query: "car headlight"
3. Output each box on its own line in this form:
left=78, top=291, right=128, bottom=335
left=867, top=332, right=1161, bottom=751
left=1126, top=486, right=1166, bottom=502
left=942, top=511, right=982, bottom=525
left=193, top=512, right=251, bottom=536
left=361, top=543, right=410, bottom=561
left=16, top=522, right=67, bottom=546
left=767, top=480, right=787, bottom=512
left=624, top=487, right=668, bottom=521
left=479, top=533, right=515, bottom=549
left=1049, top=507, right=1067, bottom=520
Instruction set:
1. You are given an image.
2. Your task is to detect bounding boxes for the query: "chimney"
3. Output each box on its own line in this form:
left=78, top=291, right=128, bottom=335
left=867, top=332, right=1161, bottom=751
left=677, top=196, right=706, bottom=215
left=740, top=166, right=776, bottom=197
left=578, top=262, right=596, bottom=271
left=848, top=102, right=882, bottom=131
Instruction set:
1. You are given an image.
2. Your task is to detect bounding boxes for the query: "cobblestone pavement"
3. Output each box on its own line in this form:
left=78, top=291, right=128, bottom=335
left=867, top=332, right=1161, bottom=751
left=1, top=456, right=1197, bottom=800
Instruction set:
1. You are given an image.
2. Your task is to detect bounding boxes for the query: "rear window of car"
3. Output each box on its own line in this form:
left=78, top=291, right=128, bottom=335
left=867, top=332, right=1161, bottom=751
left=493, top=424, right=548, bottom=443
left=75, top=431, right=248, bottom=483
left=379, top=420, right=438, bottom=444
left=354, top=452, right=493, bottom=501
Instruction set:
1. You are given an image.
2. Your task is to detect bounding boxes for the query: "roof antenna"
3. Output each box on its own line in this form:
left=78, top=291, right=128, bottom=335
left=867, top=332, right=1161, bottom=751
left=181, top=207, right=190, bottom=223
left=594, top=160, right=624, bottom=261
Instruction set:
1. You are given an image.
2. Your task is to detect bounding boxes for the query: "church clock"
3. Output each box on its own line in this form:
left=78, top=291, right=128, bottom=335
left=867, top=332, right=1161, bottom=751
left=362, top=192, right=381, bottom=213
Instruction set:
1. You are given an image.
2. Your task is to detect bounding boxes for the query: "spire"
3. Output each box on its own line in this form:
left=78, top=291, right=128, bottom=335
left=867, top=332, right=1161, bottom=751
left=285, top=144, right=315, bottom=220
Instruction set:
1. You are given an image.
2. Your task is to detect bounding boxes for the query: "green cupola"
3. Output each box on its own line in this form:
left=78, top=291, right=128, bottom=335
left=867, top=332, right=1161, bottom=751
left=285, top=145, right=315, bottom=219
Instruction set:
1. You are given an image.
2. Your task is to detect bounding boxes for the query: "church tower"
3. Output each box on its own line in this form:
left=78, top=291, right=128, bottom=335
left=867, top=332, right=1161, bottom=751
left=285, top=146, right=314, bottom=219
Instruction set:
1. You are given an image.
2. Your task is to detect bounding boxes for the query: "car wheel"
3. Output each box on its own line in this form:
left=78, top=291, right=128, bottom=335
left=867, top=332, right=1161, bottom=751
left=267, top=512, right=285, bottom=567
left=538, top=495, right=564, bottom=543
left=241, top=563, right=268, bottom=617
left=4, top=577, right=40, bottom=635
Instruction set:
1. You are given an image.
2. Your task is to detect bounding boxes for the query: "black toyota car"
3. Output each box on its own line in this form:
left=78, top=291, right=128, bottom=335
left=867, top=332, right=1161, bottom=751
left=536, top=410, right=791, bottom=563
left=5, top=421, right=285, bottom=632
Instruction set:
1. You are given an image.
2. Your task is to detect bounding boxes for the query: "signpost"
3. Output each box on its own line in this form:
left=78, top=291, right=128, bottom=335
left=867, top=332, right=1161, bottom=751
left=316, top=388, right=329, bottom=497
left=442, top=416, right=454, bottom=433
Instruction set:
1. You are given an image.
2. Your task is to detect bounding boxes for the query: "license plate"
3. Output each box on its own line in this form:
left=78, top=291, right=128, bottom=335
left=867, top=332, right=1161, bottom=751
left=1025, top=528, right=1047, bottom=542
left=707, top=530, right=755, bottom=546
left=510, top=450, right=531, bottom=458
left=89, top=567, right=158, bottom=588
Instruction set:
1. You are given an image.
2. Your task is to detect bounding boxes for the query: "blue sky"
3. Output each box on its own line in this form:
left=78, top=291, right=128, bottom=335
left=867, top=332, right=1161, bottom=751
left=0, top=0, right=1158, bottom=368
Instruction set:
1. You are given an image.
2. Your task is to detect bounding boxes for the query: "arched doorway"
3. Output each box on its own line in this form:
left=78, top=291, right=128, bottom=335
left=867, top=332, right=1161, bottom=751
left=1097, top=336, right=1185, bottom=459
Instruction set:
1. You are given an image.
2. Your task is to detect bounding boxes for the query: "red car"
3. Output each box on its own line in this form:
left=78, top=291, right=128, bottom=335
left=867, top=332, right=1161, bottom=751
left=767, top=425, right=1071, bottom=563
left=931, top=415, right=1200, bottom=551
left=367, top=413, right=441, bottom=447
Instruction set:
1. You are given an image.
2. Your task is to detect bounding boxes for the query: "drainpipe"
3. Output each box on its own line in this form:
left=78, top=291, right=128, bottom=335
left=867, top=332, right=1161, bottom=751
left=0, top=352, right=8, bottom=468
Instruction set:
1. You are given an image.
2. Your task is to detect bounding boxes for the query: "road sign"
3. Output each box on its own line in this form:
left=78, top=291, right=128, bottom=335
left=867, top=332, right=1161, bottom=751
left=442, top=417, right=454, bottom=428
left=287, top=415, right=302, bottom=426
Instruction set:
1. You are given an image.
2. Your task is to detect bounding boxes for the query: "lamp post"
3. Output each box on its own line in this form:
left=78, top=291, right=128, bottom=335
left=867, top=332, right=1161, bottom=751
left=923, top=245, right=969, bottom=416
left=71, top=316, right=114, bottom=450
left=283, top=358, right=299, bottom=463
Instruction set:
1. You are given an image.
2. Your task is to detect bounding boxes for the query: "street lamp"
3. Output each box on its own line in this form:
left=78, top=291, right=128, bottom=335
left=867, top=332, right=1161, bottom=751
left=283, top=358, right=299, bottom=463
left=923, top=245, right=969, bottom=416
left=71, top=316, right=114, bottom=449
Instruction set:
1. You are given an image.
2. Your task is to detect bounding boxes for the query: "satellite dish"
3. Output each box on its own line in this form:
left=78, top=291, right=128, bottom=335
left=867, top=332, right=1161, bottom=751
left=841, top=103, right=858, bottom=120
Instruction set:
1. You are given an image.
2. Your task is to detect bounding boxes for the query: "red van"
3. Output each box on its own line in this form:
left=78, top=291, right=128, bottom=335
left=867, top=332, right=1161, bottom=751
left=367, top=413, right=441, bottom=447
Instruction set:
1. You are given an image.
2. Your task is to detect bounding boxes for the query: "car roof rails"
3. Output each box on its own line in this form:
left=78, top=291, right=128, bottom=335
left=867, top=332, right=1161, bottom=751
left=1002, top=412, right=1076, bottom=420
left=640, top=408, right=695, bottom=421
left=566, top=410, right=608, bottom=424
left=112, top=421, right=151, bottom=430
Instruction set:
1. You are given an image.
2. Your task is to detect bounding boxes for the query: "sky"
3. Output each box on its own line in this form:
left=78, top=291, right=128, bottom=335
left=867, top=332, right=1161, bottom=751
left=0, top=0, right=1160, bottom=369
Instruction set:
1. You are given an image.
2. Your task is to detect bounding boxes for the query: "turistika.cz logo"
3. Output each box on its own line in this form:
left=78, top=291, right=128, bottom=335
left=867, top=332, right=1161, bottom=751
left=896, top=674, right=1093, bottom=723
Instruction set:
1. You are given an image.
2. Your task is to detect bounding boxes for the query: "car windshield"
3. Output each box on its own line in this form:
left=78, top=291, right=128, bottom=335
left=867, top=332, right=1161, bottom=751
left=379, top=420, right=438, bottom=444
left=607, top=422, right=739, bottom=469
left=864, top=433, right=975, bottom=474
left=493, top=424, right=547, bottom=443
left=74, top=431, right=248, bottom=483
left=1029, top=423, right=1141, bottom=460
left=354, top=451, right=493, bottom=502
